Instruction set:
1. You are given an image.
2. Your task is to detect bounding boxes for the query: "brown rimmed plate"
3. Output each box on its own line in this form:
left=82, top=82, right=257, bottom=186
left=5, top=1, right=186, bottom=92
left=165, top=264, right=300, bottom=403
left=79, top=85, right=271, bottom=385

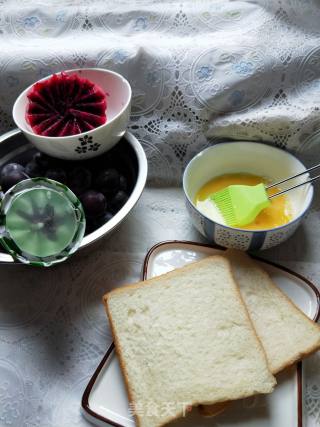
left=82, top=241, right=320, bottom=427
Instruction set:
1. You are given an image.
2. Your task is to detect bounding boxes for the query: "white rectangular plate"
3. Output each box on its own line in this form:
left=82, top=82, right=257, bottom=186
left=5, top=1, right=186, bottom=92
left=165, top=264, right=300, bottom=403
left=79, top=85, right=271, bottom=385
left=82, top=241, right=320, bottom=427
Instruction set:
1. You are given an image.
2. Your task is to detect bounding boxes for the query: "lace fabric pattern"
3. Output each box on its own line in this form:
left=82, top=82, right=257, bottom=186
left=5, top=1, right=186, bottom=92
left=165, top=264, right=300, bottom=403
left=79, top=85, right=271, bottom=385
left=0, top=1, right=319, bottom=426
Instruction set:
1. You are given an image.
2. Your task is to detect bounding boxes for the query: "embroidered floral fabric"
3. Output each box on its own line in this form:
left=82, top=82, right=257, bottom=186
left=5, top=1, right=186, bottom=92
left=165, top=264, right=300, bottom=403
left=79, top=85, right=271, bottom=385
left=0, top=1, right=320, bottom=426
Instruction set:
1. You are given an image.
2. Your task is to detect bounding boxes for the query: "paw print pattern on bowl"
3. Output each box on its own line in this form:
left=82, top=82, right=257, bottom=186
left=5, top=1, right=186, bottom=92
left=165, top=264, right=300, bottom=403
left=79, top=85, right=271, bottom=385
left=88, top=143, right=101, bottom=152
left=80, top=135, right=92, bottom=145
left=75, top=135, right=101, bottom=155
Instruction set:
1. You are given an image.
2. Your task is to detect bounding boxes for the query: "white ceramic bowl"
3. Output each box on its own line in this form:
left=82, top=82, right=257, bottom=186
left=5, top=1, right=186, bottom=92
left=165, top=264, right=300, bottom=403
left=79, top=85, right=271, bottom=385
left=12, top=68, right=132, bottom=161
left=183, top=141, right=313, bottom=251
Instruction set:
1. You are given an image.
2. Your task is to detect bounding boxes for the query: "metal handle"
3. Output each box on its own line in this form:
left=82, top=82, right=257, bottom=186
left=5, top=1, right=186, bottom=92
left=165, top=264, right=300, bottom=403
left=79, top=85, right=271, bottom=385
left=267, top=162, right=320, bottom=189
left=269, top=174, right=320, bottom=199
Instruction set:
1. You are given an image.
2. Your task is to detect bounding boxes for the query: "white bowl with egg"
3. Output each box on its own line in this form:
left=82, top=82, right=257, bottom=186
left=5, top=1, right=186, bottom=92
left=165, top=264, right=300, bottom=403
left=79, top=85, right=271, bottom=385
left=183, top=142, right=313, bottom=250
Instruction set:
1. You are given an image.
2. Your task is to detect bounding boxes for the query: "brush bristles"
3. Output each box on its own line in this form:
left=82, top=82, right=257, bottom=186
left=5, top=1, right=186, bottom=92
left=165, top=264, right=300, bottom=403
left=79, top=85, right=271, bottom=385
left=211, top=190, right=237, bottom=226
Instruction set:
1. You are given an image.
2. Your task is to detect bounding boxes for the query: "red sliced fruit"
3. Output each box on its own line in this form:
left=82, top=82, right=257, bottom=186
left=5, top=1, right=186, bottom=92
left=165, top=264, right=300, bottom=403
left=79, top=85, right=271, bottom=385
left=25, top=72, right=107, bottom=137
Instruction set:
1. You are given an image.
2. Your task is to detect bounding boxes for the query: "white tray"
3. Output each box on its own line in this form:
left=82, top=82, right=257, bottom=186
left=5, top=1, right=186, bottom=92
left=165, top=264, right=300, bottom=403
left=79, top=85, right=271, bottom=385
left=82, top=241, right=320, bottom=427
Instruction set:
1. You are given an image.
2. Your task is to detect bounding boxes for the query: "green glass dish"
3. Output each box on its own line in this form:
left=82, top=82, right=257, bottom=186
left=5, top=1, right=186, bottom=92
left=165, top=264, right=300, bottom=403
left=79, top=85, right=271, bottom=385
left=0, top=178, right=85, bottom=266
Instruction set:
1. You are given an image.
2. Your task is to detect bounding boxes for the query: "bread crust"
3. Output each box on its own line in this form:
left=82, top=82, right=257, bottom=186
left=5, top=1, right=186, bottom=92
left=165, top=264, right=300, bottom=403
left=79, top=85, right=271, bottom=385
left=224, top=258, right=275, bottom=375
left=104, top=254, right=276, bottom=427
left=105, top=301, right=140, bottom=424
left=201, top=251, right=320, bottom=418
left=250, top=265, right=320, bottom=374
left=230, top=251, right=320, bottom=374
left=103, top=255, right=229, bottom=302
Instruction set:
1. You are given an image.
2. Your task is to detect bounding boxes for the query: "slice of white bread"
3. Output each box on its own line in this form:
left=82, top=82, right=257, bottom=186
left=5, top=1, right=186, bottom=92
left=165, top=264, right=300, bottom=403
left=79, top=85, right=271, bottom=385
left=200, top=249, right=320, bottom=417
left=225, top=249, right=320, bottom=373
left=104, top=255, right=276, bottom=427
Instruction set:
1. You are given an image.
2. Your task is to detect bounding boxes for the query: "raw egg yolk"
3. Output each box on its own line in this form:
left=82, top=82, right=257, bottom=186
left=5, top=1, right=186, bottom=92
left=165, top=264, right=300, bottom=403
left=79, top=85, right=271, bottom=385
left=195, top=173, right=292, bottom=230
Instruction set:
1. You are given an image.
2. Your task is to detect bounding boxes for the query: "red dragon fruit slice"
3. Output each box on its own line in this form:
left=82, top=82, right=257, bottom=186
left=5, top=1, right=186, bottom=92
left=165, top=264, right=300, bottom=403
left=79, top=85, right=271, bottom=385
left=26, top=72, right=107, bottom=137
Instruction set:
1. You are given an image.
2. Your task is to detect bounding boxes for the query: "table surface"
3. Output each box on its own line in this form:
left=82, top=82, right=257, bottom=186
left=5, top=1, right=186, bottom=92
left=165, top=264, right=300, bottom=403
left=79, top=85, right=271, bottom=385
left=0, top=185, right=319, bottom=427
left=1, top=0, right=320, bottom=425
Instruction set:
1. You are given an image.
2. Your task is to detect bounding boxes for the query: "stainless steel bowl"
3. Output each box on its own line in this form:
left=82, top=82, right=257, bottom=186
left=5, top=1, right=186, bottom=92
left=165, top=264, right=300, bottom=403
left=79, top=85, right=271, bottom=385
left=0, top=129, right=148, bottom=264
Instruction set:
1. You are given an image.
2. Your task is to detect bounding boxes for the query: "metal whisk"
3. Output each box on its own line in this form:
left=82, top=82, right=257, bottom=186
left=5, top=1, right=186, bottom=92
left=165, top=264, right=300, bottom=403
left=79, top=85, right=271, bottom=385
left=267, top=163, right=319, bottom=198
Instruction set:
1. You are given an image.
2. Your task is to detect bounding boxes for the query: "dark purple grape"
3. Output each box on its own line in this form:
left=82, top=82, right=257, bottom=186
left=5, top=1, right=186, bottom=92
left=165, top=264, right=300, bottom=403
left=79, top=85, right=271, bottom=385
left=1, top=163, right=25, bottom=176
left=86, top=211, right=113, bottom=233
left=0, top=163, right=29, bottom=192
left=80, top=190, right=107, bottom=217
left=119, top=175, right=128, bottom=192
left=109, top=190, right=128, bottom=213
left=85, top=221, right=96, bottom=234
left=33, top=152, right=51, bottom=169
left=68, top=167, right=92, bottom=195
left=94, top=168, right=120, bottom=195
left=25, top=160, right=44, bottom=178
left=104, top=211, right=113, bottom=222
left=45, top=168, right=67, bottom=184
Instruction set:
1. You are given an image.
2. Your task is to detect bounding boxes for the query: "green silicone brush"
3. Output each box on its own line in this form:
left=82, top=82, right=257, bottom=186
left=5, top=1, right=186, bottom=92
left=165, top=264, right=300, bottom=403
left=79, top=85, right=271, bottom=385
left=211, top=183, right=270, bottom=227
left=210, top=165, right=320, bottom=227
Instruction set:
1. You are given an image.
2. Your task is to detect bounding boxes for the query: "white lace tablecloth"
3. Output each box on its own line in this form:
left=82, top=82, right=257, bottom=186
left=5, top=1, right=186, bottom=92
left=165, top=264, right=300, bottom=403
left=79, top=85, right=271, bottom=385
left=0, top=1, right=320, bottom=426
left=0, top=187, right=319, bottom=427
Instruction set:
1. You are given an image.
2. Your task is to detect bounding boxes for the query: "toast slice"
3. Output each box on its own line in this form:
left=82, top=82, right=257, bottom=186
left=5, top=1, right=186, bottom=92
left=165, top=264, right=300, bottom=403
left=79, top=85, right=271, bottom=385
left=200, top=249, right=320, bottom=417
left=104, top=255, right=276, bottom=427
